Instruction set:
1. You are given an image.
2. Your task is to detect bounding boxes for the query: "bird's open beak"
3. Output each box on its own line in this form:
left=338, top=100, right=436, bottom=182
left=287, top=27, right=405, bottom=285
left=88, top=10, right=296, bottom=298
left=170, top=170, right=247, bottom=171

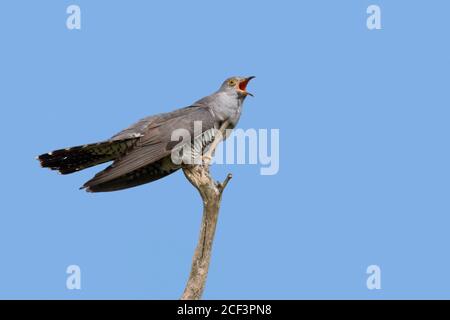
left=238, top=76, right=255, bottom=97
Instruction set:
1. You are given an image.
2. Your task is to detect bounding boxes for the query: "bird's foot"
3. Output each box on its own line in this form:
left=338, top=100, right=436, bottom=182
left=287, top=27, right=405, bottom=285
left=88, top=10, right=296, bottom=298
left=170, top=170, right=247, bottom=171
left=202, top=154, right=212, bottom=165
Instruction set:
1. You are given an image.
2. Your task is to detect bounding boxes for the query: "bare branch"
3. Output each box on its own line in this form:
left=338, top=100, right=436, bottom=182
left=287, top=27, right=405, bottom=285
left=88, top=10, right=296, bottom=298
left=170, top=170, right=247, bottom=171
left=180, top=122, right=232, bottom=300
left=219, top=173, right=233, bottom=193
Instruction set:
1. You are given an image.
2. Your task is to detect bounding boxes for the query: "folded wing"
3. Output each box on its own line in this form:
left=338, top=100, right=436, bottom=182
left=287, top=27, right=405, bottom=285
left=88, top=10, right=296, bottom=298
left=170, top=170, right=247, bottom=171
left=82, top=106, right=217, bottom=191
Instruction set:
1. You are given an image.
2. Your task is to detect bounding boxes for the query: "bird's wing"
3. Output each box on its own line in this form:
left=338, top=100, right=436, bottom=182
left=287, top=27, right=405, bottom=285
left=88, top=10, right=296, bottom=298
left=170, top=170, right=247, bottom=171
left=110, top=115, right=155, bottom=141
left=110, top=105, right=214, bottom=141
left=83, top=106, right=216, bottom=188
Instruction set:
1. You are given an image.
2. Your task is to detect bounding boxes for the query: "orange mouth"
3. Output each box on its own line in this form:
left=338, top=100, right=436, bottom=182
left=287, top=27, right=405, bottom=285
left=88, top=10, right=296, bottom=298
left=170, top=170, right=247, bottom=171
left=238, top=76, right=255, bottom=96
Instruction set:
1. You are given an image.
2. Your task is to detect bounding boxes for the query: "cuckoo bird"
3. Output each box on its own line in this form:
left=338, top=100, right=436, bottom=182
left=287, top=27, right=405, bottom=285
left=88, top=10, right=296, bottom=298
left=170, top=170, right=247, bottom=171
left=37, top=76, right=255, bottom=192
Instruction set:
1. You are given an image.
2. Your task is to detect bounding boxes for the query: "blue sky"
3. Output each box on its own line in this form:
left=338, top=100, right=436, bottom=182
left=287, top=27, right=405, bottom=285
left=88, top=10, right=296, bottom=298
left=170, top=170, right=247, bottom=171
left=1, top=0, right=449, bottom=299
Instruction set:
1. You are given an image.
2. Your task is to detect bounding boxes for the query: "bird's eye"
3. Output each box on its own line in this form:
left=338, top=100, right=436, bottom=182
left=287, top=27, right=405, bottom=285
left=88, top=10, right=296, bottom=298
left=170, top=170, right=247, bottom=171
left=228, top=79, right=237, bottom=87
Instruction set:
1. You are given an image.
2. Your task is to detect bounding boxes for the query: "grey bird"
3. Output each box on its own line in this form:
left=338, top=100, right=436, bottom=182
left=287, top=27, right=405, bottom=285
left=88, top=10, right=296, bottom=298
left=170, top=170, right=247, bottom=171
left=37, top=76, right=255, bottom=192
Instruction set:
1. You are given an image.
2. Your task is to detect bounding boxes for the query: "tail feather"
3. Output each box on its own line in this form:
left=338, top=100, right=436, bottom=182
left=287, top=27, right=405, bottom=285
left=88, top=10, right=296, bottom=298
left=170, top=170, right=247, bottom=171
left=37, top=138, right=137, bottom=174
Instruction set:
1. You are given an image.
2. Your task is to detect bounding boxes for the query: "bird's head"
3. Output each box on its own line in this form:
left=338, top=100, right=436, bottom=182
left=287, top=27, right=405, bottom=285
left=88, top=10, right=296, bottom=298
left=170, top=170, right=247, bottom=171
left=219, top=76, right=255, bottom=98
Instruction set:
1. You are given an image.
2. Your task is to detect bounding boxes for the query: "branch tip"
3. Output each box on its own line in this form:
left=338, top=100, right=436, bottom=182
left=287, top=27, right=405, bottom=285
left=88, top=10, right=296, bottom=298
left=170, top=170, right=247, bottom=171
left=219, top=173, right=232, bottom=191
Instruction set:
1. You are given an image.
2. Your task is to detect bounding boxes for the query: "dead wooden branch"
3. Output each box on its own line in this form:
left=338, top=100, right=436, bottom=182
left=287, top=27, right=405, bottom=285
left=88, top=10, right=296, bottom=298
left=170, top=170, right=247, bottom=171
left=180, top=121, right=231, bottom=300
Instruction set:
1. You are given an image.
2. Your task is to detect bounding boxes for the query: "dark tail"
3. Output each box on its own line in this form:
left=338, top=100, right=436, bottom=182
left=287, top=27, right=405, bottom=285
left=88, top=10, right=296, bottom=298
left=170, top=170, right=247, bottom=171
left=37, top=139, right=137, bottom=175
